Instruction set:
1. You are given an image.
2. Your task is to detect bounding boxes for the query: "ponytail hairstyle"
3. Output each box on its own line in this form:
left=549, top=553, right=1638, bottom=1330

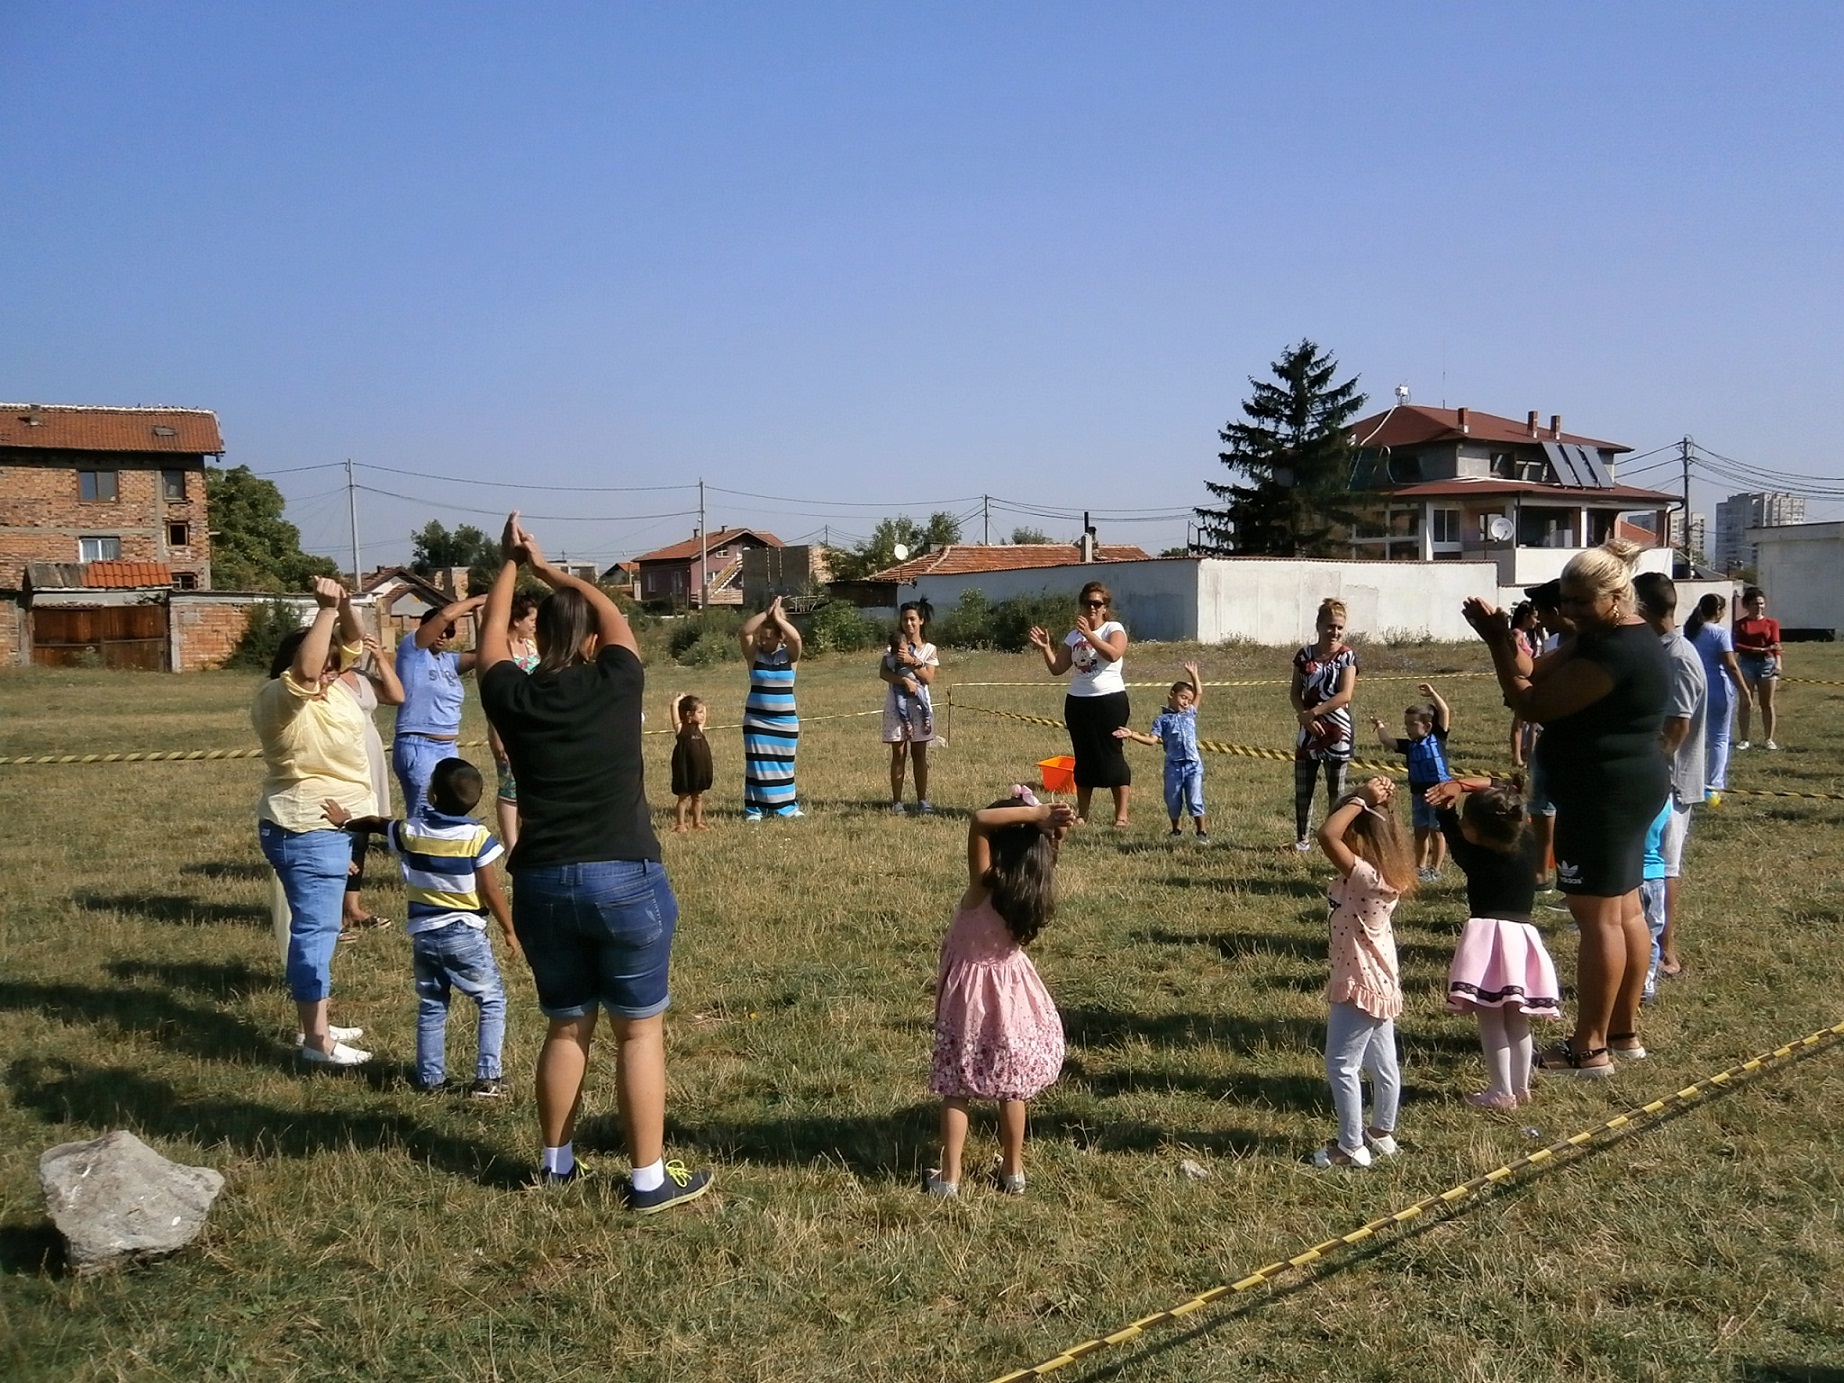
left=1683, top=592, right=1725, bottom=642
left=980, top=797, right=1059, bottom=946
left=1342, top=795, right=1417, bottom=895
left=533, top=587, right=596, bottom=677
left=1461, top=782, right=1530, bottom=855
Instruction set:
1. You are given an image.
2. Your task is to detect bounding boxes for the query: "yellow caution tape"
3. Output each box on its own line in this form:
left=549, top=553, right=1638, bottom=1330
left=988, top=1018, right=1844, bottom=1383
left=952, top=673, right=1493, bottom=690
left=0, top=709, right=887, bottom=767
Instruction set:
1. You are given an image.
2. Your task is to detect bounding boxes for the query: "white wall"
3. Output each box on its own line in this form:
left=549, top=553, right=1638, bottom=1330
left=1751, top=523, right=1844, bottom=632
left=912, top=559, right=1198, bottom=640
left=1506, top=545, right=1672, bottom=586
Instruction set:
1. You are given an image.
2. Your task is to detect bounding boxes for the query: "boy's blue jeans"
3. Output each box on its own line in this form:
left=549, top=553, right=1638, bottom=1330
left=412, top=921, right=507, bottom=1086
left=1163, top=760, right=1204, bottom=819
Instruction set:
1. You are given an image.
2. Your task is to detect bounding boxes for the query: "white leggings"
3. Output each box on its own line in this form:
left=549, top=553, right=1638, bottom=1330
left=1325, top=1001, right=1400, bottom=1154
left=1476, top=1007, right=1534, bottom=1100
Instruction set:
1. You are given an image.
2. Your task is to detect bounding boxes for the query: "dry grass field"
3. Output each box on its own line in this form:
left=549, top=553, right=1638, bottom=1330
left=1, top=639, right=1842, bottom=1382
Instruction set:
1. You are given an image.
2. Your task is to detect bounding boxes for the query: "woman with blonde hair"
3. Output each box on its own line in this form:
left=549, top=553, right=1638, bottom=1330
left=1462, top=539, right=1669, bottom=1077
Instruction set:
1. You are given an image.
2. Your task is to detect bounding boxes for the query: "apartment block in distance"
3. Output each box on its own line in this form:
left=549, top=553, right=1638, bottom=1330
left=1713, top=491, right=1806, bottom=573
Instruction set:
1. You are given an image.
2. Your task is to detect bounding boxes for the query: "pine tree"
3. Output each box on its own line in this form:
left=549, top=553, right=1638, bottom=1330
left=1194, top=340, right=1366, bottom=557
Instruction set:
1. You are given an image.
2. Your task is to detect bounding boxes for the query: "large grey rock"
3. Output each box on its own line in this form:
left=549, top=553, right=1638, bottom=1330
left=39, top=1130, right=224, bottom=1276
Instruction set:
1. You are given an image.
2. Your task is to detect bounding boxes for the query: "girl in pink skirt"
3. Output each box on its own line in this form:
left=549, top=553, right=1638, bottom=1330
left=926, top=787, right=1075, bottom=1197
left=1424, top=777, right=1562, bottom=1110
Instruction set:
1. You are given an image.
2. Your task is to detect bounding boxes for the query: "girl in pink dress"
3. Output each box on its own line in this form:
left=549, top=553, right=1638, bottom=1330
left=926, top=787, right=1075, bottom=1197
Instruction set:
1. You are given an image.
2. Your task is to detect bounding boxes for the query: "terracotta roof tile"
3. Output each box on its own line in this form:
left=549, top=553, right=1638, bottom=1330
left=632, top=527, right=782, bottom=565
left=867, top=544, right=1153, bottom=582
left=1350, top=405, right=1626, bottom=454
left=84, top=560, right=173, bottom=588
left=0, top=404, right=223, bottom=454
left=1381, top=478, right=1676, bottom=504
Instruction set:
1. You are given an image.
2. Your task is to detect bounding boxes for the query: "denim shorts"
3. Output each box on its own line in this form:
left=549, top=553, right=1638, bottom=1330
left=1738, top=653, right=1779, bottom=683
left=1526, top=759, right=1556, bottom=818
left=1410, top=792, right=1440, bottom=830
left=511, top=859, right=677, bottom=1020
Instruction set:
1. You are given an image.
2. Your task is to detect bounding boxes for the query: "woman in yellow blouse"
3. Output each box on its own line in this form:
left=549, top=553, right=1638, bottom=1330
left=252, top=576, right=376, bottom=1067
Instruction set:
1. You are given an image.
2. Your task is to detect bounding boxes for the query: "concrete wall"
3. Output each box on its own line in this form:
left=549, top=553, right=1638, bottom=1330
left=910, top=559, right=1195, bottom=639
left=1504, top=544, right=1672, bottom=587
left=1750, top=522, right=1844, bottom=632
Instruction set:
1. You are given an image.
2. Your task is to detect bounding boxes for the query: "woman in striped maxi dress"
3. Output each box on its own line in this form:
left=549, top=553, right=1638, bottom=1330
left=737, top=596, right=805, bottom=819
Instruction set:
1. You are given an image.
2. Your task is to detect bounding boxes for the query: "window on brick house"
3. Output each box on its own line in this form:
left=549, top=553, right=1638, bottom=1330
left=171, top=572, right=199, bottom=590
left=162, top=470, right=188, bottom=501
left=79, top=536, right=122, bottom=561
left=80, top=470, right=119, bottom=501
left=168, top=522, right=189, bottom=547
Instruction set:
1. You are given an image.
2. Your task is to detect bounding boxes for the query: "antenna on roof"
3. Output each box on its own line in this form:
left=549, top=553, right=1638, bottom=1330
left=1394, top=383, right=1410, bottom=404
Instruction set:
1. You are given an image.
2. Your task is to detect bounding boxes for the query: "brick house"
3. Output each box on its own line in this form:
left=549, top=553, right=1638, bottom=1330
left=0, top=403, right=220, bottom=590
left=629, top=527, right=782, bottom=608
left=833, top=541, right=1153, bottom=614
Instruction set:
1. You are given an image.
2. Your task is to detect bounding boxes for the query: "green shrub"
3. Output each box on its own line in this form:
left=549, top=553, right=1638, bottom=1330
left=675, top=629, right=740, bottom=666
left=225, top=599, right=305, bottom=672
left=805, top=600, right=883, bottom=654
left=933, top=589, right=994, bottom=649
left=667, top=610, right=742, bottom=661
left=988, top=591, right=1076, bottom=652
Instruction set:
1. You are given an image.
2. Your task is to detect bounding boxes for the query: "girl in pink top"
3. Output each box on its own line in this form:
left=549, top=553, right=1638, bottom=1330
left=1313, top=775, right=1417, bottom=1168
left=926, top=787, right=1075, bottom=1197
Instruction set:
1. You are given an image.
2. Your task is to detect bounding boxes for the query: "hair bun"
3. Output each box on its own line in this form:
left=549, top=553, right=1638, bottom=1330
left=1600, top=536, right=1643, bottom=568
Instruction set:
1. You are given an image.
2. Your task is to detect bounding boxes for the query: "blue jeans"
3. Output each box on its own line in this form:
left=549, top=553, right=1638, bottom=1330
left=512, top=860, right=677, bottom=1020
left=1641, top=877, right=1666, bottom=999
left=258, top=820, right=352, bottom=1002
left=1163, top=760, right=1204, bottom=818
left=412, top=922, right=507, bottom=1085
left=392, top=733, right=453, bottom=821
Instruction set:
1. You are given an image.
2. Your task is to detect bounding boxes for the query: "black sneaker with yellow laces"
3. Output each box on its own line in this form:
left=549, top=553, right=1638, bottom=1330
left=626, top=1160, right=713, bottom=1215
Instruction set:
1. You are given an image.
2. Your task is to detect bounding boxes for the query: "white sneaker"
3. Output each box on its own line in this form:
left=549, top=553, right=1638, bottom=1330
left=785, top=807, right=806, bottom=818
left=1294, top=838, right=1313, bottom=852
left=1765, top=740, right=1780, bottom=751
left=1311, top=1142, right=1372, bottom=1168
left=922, top=1170, right=958, bottom=1198
left=1734, top=740, right=1751, bottom=751
left=1365, top=1131, right=1400, bottom=1158
left=295, top=1026, right=364, bottom=1045
left=298, top=1040, right=371, bottom=1067
left=889, top=801, right=906, bottom=815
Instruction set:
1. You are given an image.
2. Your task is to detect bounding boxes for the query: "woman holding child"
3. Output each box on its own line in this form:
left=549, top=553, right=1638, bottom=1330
left=1463, top=538, right=1669, bottom=1077
left=477, top=512, right=711, bottom=1212
left=1029, top=582, right=1132, bottom=826
left=881, top=599, right=939, bottom=813
left=253, top=576, right=377, bottom=1067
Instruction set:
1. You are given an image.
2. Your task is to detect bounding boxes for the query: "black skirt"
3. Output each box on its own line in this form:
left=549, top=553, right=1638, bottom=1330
left=1065, top=691, right=1132, bottom=789
left=671, top=734, right=715, bottom=796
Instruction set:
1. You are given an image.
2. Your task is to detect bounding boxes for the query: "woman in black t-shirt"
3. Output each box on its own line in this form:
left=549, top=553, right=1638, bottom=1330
left=1463, top=539, right=1669, bottom=1079
left=477, top=513, right=711, bottom=1212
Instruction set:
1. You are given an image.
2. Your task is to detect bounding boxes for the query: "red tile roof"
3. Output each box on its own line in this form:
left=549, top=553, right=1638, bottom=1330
left=0, top=404, right=224, bottom=454
left=867, top=543, right=1153, bottom=583
left=1350, top=405, right=1627, bottom=454
left=84, top=560, right=173, bottom=588
left=632, top=528, right=782, bottom=565
left=1381, top=478, right=1676, bottom=504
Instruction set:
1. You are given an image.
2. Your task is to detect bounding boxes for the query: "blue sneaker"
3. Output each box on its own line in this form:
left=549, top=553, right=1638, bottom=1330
left=626, top=1161, right=713, bottom=1215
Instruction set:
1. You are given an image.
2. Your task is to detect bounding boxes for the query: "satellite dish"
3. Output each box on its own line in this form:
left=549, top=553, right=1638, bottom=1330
left=1394, top=383, right=1411, bottom=404
left=1486, top=515, right=1514, bottom=543
left=892, top=543, right=910, bottom=561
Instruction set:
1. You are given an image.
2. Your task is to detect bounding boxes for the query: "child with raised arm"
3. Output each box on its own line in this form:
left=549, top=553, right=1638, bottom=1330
left=926, top=787, right=1075, bottom=1197
left=1114, top=662, right=1207, bottom=839
left=1424, top=776, right=1562, bottom=1110
left=1372, top=681, right=1453, bottom=882
left=325, top=756, right=519, bottom=1096
left=668, top=693, right=714, bottom=832
left=1313, top=775, right=1415, bottom=1168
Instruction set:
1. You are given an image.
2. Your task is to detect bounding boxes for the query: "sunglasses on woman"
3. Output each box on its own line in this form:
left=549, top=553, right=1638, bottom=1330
left=1083, top=599, right=1107, bottom=608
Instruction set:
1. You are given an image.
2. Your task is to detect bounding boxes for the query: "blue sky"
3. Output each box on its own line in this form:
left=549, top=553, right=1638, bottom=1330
left=3, top=4, right=1840, bottom=567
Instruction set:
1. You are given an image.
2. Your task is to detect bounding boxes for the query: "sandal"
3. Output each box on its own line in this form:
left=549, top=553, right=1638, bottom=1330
left=1535, top=1040, right=1614, bottom=1078
left=1310, top=1141, right=1372, bottom=1169
left=1467, top=1091, right=1519, bottom=1112
left=1609, top=1032, right=1648, bottom=1060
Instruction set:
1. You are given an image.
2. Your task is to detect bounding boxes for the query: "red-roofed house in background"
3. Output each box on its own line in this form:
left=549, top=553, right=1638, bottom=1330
left=832, top=541, right=1154, bottom=613
left=630, top=527, right=782, bottom=608
left=1344, top=405, right=1679, bottom=586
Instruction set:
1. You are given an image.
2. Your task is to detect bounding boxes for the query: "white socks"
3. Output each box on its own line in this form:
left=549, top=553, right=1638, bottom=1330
left=542, top=1143, right=574, bottom=1176
left=630, top=1158, right=666, bottom=1192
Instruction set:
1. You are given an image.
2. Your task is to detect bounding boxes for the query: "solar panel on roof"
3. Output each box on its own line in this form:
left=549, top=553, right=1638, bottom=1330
left=1574, top=444, right=1614, bottom=488
left=1543, top=441, right=1583, bottom=486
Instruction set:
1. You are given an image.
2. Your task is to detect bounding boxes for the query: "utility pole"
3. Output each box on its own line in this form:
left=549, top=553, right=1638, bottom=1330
left=1680, top=435, right=1694, bottom=573
left=698, top=478, right=709, bottom=611
left=982, top=494, right=990, bottom=545
left=345, top=458, right=362, bottom=587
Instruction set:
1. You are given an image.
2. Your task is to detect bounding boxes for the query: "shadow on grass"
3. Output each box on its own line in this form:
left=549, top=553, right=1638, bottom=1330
left=0, top=980, right=294, bottom=1069
left=5, top=1058, right=524, bottom=1189
left=1739, top=1369, right=1844, bottom=1383
left=1061, top=1005, right=1324, bottom=1054
left=1128, top=926, right=1454, bottom=970
left=1155, top=875, right=1330, bottom=900
left=71, top=891, right=267, bottom=927
left=0, top=1221, right=67, bottom=1277
left=179, top=860, right=271, bottom=882
left=105, top=957, right=271, bottom=999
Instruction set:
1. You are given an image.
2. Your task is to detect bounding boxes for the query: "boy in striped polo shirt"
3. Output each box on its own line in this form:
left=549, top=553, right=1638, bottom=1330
left=326, top=757, right=518, bottom=1096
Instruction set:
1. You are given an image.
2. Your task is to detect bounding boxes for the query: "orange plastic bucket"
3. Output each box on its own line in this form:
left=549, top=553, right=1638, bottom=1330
left=1037, top=756, right=1076, bottom=794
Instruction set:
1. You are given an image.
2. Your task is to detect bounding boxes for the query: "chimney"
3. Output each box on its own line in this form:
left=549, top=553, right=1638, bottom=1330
left=1549, top=414, right=1562, bottom=439
left=1079, top=510, right=1097, bottom=563
left=1526, top=410, right=1539, bottom=437
left=445, top=566, right=470, bottom=599
left=1456, top=407, right=1469, bottom=433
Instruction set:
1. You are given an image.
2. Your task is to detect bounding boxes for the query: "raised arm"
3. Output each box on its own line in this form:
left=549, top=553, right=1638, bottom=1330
left=965, top=800, right=1076, bottom=896
left=770, top=596, right=803, bottom=662
left=1420, top=682, right=1451, bottom=732
left=292, top=577, right=346, bottom=683
left=1464, top=596, right=1614, bottom=723
left=416, top=594, right=487, bottom=649
left=1317, top=776, right=1394, bottom=876
left=1027, top=626, right=1074, bottom=676
left=476, top=515, right=523, bottom=676
left=1371, top=716, right=1397, bottom=753
left=362, top=636, right=406, bottom=705
left=520, top=516, right=637, bottom=658
left=738, top=606, right=769, bottom=658
left=1183, top=661, right=1201, bottom=707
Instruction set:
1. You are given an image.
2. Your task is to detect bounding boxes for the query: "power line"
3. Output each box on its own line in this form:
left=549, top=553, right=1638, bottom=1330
left=354, top=484, right=699, bottom=523
left=361, top=463, right=696, bottom=494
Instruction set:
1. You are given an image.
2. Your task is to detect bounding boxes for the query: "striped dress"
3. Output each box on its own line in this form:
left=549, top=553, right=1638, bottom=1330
left=743, top=646, right=800, bottom=817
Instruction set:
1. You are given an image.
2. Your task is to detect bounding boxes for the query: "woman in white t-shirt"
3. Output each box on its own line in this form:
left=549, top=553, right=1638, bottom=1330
left=1028, top=581, right=1132, bottom=826
left=881, top=600, right=940, bottom=813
